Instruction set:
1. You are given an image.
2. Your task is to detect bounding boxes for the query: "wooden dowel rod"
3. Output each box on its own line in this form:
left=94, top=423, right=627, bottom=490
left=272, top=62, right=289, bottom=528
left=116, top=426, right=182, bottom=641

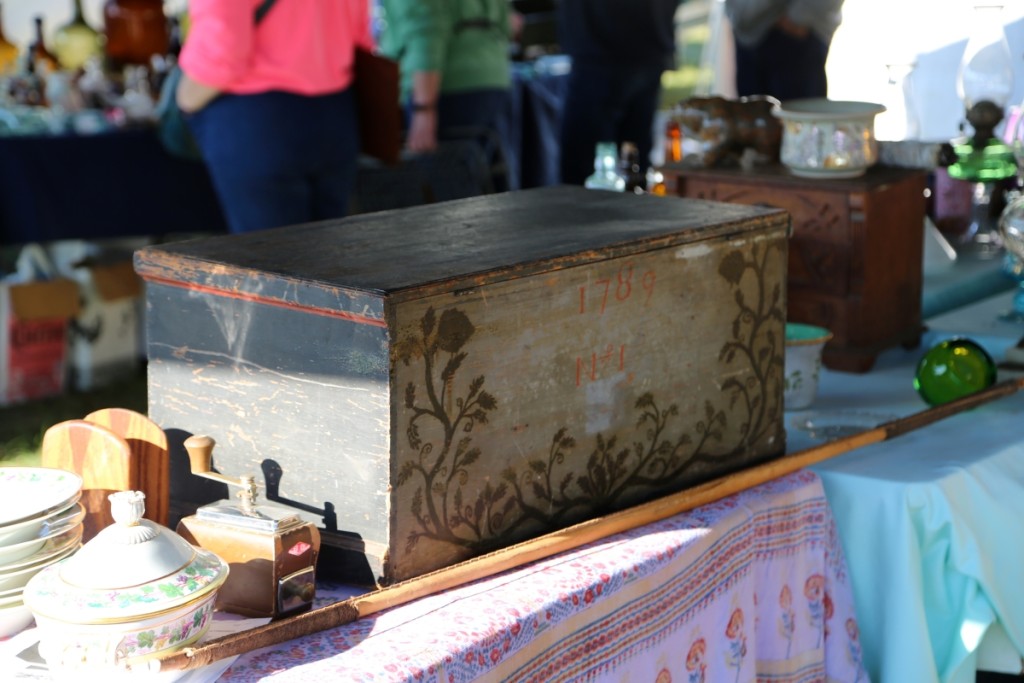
left=149, top=375, right=1024, bottom=674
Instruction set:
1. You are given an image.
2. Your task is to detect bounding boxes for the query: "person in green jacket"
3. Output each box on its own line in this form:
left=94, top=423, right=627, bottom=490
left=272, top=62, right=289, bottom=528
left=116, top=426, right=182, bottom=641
left=378, top=0, right=512, bottom=157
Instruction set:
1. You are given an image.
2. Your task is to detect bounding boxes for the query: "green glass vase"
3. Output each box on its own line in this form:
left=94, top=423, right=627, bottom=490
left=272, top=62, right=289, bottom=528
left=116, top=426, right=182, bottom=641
left=913, top=338, right=997, bottom=406
left=54, top=0, right=104, bottom=70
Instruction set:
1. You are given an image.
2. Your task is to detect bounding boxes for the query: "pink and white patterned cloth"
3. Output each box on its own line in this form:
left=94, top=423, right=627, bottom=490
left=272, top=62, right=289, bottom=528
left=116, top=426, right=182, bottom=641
left=219, top=470, right=867, bottom=682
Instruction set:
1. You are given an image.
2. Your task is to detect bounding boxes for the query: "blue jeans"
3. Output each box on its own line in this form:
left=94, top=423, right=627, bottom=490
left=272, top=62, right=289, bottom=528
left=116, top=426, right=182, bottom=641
left=734, top=27, right=830, bottom=101
left=558, top=60, right=663, bottom=185
left=188, top=89, right=359, bottom=234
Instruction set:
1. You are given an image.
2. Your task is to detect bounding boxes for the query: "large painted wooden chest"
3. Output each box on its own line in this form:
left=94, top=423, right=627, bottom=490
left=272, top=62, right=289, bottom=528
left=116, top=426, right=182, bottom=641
left=134, top=186, right=789, bottom=585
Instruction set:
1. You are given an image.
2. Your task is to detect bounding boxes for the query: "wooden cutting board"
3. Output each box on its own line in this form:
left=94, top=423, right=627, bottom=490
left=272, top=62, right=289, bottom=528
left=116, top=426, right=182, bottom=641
left=84, top=408, right=169, bottom=526
left=40, top=420, right=134, bottom=542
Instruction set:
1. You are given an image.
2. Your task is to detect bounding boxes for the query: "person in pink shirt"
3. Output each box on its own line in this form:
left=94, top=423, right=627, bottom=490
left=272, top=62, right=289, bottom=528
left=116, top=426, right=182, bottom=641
left=176, top=0, right=373, bottom=233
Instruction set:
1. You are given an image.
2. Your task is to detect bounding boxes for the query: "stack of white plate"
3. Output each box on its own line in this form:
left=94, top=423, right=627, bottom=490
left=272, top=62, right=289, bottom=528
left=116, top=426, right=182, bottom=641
left=0, top=467, right=84, bottom=637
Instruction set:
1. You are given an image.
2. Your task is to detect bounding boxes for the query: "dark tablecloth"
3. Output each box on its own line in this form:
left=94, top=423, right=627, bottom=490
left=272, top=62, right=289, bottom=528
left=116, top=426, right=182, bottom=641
left=0, top=127, right=227, bottom=246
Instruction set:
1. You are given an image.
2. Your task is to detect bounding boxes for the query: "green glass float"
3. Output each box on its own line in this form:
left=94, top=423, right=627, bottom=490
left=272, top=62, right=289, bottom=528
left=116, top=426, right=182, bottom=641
left=913, top=338, right=997, bottom=406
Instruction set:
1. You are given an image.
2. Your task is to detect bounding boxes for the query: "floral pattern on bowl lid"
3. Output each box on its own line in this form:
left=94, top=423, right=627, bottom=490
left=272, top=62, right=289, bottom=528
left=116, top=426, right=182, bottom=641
left=23, top=491, right=228, bottom=623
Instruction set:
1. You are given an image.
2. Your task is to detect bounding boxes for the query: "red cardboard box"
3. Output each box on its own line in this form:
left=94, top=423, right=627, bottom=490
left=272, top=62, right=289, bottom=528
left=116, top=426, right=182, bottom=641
left=0, top=278, right=80, bottom=405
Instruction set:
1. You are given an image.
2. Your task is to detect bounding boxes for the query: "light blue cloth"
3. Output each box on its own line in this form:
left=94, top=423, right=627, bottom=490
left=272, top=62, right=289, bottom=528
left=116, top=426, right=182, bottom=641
left=813, top=400, right=1024, bottom=683
left=795, top=298, right=1024, bottom=683
left=921, top=255, right=1016, bottom=320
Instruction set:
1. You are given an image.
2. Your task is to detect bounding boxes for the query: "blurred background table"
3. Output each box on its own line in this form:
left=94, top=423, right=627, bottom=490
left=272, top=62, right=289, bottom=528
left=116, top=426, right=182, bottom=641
left=797, top=290, right=1024, bottom=683
left=217, top=470, right=865, bottom=682
left=0, top=127, right=227, bottom=246
left=0, top=60, right=571, bottom=249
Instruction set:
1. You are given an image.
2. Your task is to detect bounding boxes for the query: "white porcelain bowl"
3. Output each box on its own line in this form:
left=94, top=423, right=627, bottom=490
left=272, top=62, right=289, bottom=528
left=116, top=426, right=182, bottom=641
left=773, top=99, right=886, bottom=179
left=0, top=536, right=81, bottom=592
left=0, top=495, right=81, bottom=548
left=0, top=519, right=83, bottom=577
left=0, top=468, right=82, bottom=543
left=0, top=503, right=85, bottom=566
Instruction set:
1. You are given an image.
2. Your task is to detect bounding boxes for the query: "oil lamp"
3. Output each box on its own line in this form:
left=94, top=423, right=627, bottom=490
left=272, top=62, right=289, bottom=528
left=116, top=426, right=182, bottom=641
left=946, top=3, right=1017, bottom=257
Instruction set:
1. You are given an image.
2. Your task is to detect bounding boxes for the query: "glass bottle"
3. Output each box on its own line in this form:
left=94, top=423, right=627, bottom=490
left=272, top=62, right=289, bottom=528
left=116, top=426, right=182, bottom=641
left=121, top=63, right=156, bottom=122
left=913, top=338, right=996, bottom=406
left=584, top=142, right=625, bottom=192
left=29, top=15, right=60, bottom=75
left=996, top=191, right=1024, bottom=321
left=0, top=2, right=19, bottom=75
left=10, top=54, right=46, bottom=107
left=619, top=141, right=645, bottom=194
left=664, top=120, right=682, bottom=164
left=103, top=0, right=170, bottom=68
left=54, top=0, right=104, bottom=71
left=646, top=168, right=667, bottom=196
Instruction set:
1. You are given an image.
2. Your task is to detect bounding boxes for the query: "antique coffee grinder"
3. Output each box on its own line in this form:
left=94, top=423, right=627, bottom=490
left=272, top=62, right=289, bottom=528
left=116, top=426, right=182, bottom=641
left=176, top=434, right=321, bottom=619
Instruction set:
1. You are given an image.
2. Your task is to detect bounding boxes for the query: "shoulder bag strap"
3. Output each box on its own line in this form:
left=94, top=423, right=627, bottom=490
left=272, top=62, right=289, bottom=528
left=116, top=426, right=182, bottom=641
left=254, top=0, right=279, bottom=24
left=455, top=0, right=498, bottom=34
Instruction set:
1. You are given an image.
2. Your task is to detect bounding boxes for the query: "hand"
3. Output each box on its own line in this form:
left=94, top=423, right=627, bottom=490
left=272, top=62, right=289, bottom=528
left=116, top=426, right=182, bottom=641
left=405, top=109, right=438, bottom=153
left=510, top=11, right=525, bottom=41
left=176, top=72, right=221, bottom=114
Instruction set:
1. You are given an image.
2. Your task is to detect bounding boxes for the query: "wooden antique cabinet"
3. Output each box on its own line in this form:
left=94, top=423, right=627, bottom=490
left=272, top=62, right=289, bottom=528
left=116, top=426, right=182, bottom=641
left=661, top=164, right=928, bottom=372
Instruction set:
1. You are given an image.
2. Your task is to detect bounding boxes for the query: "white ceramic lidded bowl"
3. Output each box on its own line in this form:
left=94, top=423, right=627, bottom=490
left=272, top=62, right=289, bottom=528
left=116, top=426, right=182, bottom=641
left=784, top=323, right=833, bottom=410
left=773, top=99, right=886, bottom=179
left=22, top=491, right=229, bottom=674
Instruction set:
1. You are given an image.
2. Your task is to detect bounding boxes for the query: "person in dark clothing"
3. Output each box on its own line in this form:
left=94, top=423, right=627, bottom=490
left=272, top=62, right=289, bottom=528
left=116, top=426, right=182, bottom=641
left=556, top=0, right=681, bottom=186
left=725, top=0, right=844, bottom=101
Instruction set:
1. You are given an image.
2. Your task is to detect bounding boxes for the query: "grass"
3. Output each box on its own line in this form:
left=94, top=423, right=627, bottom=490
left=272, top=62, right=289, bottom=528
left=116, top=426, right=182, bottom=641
left=0, top=367, right=148, bottom=466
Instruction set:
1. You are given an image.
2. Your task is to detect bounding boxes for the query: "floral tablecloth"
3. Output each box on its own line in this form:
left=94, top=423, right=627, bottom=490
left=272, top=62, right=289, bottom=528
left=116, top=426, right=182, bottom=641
left=218, top=470, right=866, bottom=682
